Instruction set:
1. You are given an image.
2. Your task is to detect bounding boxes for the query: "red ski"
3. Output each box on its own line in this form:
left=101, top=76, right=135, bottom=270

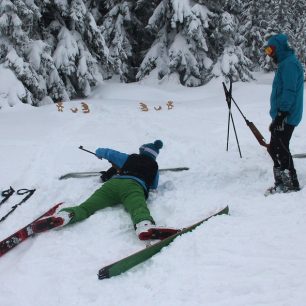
left=0, top=203, right=63, bottom=257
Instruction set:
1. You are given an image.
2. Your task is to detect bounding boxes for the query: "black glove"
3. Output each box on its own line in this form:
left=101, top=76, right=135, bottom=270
left=100, top=171, right=107, bottom=182
left=100, top=167, right=118, bottom=182
left=271, top=111, right=288, bottom=132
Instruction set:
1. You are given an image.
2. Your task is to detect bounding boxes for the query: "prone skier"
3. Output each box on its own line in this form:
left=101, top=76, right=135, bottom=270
left=35, top=140, right=178, bottom=240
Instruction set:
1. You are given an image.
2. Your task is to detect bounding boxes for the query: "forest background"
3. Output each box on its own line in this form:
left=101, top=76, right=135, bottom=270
left=0, top=0, right=305, bottom=107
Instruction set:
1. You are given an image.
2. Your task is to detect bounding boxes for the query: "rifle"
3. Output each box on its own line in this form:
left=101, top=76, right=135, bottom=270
left=222, top=80, right=269, bottom=149
left=79, top=145, right=99, bottom=157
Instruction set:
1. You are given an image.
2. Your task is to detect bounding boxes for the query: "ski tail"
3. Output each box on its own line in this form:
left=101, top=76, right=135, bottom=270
left=159, top=167, right=189, bottom=172
left=0, top=203, right=63, bottom=257
left=98, top=205, right=229, bottom=280
left=59, top=172, right=102, bottom=180
left=292, top=153, right=306, bottom=158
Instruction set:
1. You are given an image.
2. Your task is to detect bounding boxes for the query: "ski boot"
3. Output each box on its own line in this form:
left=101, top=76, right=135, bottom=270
left=281, top=169, right=300, bottom=192
left=32, top=211, right=73, bottom=233
left=135, top=220, right=180, bottom=240
left=265, top=166, right=285, bottom=196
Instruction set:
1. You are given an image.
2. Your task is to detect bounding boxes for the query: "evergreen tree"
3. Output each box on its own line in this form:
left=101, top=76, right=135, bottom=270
left=0, top=0, right=304, bottom=106
left=0, top=0, right=69, bottom=105
left=292, top=1, right=306, bottom=77
left=137, top=0, right=216, bottom=86
left=134, top=0, right=161, bottom=69
left=45, top=0, right=109, bottom=98
left=100, top=0, right=135, bottom=81
left=0, top=0, right=110, bottom=105
left=258, top=0, right=306, bottom=73
left=138, top=0, right=254, bottom=85
left=99, top=0, right=158, bottom=82
left=212, top=6, right=253, bottom=82
left=239, top=0, right=269, bottom=70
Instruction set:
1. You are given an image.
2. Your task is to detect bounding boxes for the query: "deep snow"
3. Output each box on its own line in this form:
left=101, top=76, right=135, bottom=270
left=0, top=73, right=306, bottom=306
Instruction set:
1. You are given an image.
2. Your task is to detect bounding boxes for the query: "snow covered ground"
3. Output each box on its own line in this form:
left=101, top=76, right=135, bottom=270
left=0, top=73, right=306, bottom=306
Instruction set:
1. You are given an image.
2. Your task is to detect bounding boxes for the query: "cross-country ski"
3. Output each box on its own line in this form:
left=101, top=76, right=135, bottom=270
left=292, top=153, right=306, bottom=158
left=98, top=206, right=229, bottom=279
left=0, top=203, right=63, bottom=257
left=58, top=167, right=189, bottom=180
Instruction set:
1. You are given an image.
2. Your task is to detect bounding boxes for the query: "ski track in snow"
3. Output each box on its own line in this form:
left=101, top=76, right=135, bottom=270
left=0, top=74, right=306, bottom=306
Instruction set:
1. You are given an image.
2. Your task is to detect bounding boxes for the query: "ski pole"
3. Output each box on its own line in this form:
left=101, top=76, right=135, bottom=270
left=0, top=188, right=36, bottom=223
left=223, top=81, right=269, bottom=149
left=224, top=81, right=232, bottom=152
left=223, top=81, right=242, bottom=158
left=0, top=186, right=15, bottom=206
left=79, top=146, right=102, bottom=159
left=229, top=95, right=268, bottom=147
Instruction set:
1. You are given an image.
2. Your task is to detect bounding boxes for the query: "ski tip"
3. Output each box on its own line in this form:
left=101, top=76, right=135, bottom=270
left=223, top=205, right=230, bottom=215
left=216, top=205, right=229, bottom=216
left=98, top=267, right=110, bottom=280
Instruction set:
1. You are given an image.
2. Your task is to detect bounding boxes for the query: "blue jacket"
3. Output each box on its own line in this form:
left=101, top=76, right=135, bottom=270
left=95, top=148, right=159, bottom=191
left=268, top=34, right=304, bottom=126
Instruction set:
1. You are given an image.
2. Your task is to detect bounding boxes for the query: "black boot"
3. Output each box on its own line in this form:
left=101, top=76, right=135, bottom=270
left=273, top=166, right=283, bottom=186
left=289, top=169, right=300, bottom=191
left=281, top=169, right=300, bottom=192
left=265, top=166, right=284, bottom=196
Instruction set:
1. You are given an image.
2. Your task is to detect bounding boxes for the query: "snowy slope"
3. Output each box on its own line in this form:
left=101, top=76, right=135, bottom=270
left=0, top=74, right=306, bottom=306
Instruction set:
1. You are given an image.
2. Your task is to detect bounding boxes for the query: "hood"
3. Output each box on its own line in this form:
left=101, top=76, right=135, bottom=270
left=267, top=34, right=293, bottom=62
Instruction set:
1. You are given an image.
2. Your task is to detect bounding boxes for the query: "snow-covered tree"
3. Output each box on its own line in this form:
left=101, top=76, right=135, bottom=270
left=213, top=0, right=252, bottom=81
left=137, top=0, right=216, bottom=86
left=44, top=1, right=109, bottom=98
left=1, top=0, right=305, bottom=105
left=137, top=0, right=254, bottom=85
left=238, top=1, right=269, bottom=70
left=100, top=0, right=135, bottom=81
left=0, top=0, right=49, bottom=105
left=283, top=0, right=306, bottom=77
left=0, top=0, right=110, bottom=105
left=98, top=0, right=158, bottom=82
left=255, top=0, right=306, bottom=72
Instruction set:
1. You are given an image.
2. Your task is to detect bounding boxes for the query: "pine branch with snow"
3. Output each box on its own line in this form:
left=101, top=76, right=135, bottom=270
left=138, top=0, right=216, bottom=86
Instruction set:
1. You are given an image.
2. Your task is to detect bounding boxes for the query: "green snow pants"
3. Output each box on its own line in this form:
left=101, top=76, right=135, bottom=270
left=60, top=178, right=155, bottom=226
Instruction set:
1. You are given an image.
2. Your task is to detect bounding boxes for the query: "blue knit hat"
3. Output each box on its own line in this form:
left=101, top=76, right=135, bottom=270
left=139, top=140, right=163, bottom=160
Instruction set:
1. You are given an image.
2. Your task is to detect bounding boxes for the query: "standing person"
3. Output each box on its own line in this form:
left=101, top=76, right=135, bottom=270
left=35, top=140, right=178, bottom=240
left=264, top=34, right=304, bottom=195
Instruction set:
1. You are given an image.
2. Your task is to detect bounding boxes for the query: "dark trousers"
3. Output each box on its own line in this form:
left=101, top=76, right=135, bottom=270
left=268, top=124, right=295, bottom=171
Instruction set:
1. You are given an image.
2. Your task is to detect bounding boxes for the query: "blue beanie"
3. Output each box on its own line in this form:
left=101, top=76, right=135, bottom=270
left=139, top=140, right=163, bottom=160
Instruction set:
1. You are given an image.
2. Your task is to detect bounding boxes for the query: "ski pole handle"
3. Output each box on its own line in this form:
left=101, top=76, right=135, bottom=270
left=79, top=145, right=102, bottom=159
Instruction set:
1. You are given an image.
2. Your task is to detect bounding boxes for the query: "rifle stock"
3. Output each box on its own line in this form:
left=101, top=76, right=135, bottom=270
left=245, top=120, right=269, bottom=148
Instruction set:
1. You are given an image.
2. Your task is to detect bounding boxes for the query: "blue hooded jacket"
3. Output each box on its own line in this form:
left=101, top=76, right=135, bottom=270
left=268, top=34, right=304, bottom=126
